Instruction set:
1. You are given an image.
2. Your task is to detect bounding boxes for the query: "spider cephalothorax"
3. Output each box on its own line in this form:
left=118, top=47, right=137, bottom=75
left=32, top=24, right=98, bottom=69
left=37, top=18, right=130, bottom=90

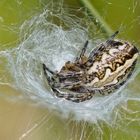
left=43, top=31, right=139, bottom=103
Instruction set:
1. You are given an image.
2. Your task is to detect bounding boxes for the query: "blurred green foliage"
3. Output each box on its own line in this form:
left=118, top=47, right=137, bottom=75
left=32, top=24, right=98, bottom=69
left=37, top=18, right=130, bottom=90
left=0, top=0, right=140, bottom=44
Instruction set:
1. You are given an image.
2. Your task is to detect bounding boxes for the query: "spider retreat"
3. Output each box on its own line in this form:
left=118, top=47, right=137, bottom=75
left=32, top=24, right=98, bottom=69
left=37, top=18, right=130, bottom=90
left=43, top=31, right=139, bottom=103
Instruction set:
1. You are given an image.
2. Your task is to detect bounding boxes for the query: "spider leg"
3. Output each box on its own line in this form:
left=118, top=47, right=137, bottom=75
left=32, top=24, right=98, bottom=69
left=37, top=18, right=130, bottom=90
left=43, top=63, right=56, bottom=75
left=59, top=81, right=82, bottom=89
left=51, top=86, right=94, bottom=103
left=57, top=71, right=85, bottom=89
left=43, top=63, right=60, bottom=88
left=58, top=71, right=83, bottom=79
left=106, top=31, right=119, bottom=44
left=88, top=43, right=104, bottom=60
left=50, top=84, right=115, bottom=103
left=88, top=31, right=119, bottom=63
left=75, top=41, right=89, bottom=62
left=43, top=64, right=53, bottom=85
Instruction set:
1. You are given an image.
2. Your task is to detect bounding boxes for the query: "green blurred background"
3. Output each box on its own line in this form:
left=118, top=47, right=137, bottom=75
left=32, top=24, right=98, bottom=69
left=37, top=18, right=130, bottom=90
left=0, top=0, right=140, bottom=140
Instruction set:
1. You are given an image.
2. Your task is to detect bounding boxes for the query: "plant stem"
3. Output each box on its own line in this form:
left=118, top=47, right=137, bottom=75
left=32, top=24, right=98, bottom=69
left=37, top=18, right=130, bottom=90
left=80, top=0, right=113, bottom=37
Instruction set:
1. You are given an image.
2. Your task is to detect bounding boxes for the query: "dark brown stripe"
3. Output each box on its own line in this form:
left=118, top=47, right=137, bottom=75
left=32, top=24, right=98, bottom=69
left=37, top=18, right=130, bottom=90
left=129, top=47, right=139, bottom=56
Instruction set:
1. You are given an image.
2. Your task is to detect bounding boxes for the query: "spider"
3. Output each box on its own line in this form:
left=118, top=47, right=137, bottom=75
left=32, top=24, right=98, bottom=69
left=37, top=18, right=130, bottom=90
left=43, top=31, right=139, bottom=103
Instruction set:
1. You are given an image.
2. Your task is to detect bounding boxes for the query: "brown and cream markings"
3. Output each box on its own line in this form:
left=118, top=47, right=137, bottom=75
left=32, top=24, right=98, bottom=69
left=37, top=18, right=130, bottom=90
left=43, top=31, right=139, bottom=103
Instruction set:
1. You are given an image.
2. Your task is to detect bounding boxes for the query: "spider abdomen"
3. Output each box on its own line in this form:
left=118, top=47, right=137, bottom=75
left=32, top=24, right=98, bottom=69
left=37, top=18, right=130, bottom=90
left=85, top=40, right=139, bottom=89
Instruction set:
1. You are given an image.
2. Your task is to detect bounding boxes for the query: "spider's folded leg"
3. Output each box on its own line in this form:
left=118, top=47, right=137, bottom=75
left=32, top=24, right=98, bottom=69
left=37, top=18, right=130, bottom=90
left=43, top=64, right=53, bottom=85
left=75, top=40, right=89, bottom=62
left=43, top=64, right=56, bottom=75
left=106, top=31, right=119, bottom=44
left=51, top=87, right=94, bottom=103
left=88, top=31, right=119, bottom=62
